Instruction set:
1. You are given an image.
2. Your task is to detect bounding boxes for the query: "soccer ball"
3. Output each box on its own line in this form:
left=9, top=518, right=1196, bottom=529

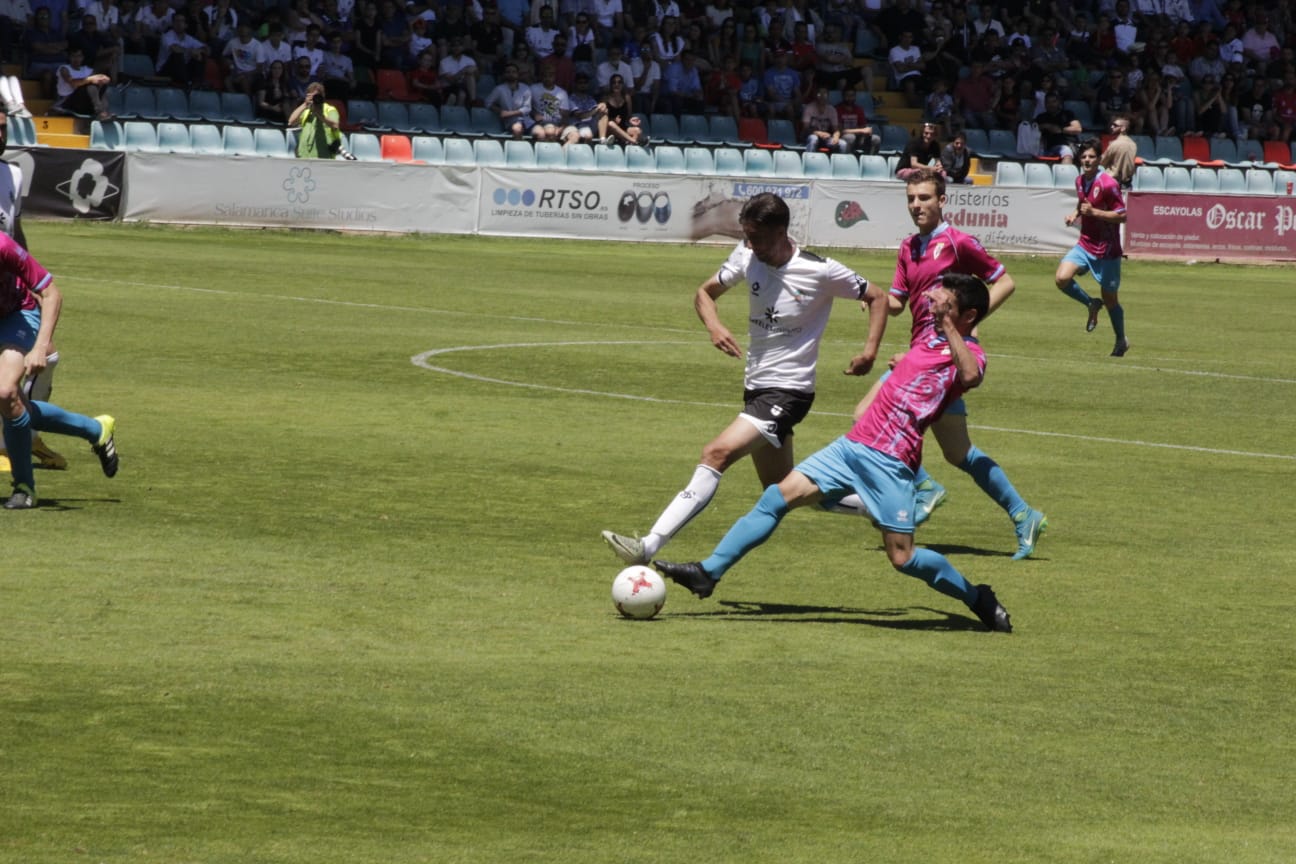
left=611, top=565, right=666, bottom=620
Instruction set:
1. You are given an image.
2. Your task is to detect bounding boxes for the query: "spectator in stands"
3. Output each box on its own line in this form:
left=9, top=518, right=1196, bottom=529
left=737, top=20, right=763, bottom=74
left=562, top=71, right=606, bottom=142
left=663, top=46, right=704, bottom=114
left=924, top=76, right=953, bottom=135
left=887, top=28, right=923, bottom=106
left=53, top=45, right=110, bottom=118
left=788, top=19, right=817, bottom=88
left=971, top=2, right=1003, bottom=39
left=1217, top=72, right=1244, bottom=139
left=1241, top=12, right=1279, bottom=66
left=800, top=86, right=843, bottom=151
left=470, top=3, right=508, bottom=77
left=23, top=6, right=66, bottom=97
left=652, top=14, right=686, bottom=65
left=1217, top=22, right=1243, bottom=66
left=762, top=15, right=792, bottom=65
left=1189, top=35, right=1226, bottom=84
left=835, top=85, right=878, bottom=154
left=293, top=22, right=324, bottom=74
left=286, top=52, right=312, bottom=101
left=1239, top=73, right=1275, bottom=141
left=529, top=59, right=570, bottom=141
left=953, top=58, right=995, bottom=130
left=812, top=22, right=858, bottom=93
left=940, top=128, right=973, bottom=184
left=591, top=0, right=623, bottom=48
left=258, top=22, right=293, bottom=77
left=291, top=80, right=342, bottom=158
left=435, top=2, right=470, bottom=56
left=1101, top=114, right=1136, bottom=187
left=1134, top=68, right=1170, bottom=135
left=1190, top=72, right=1227, bottom=136
left=761, top=47, right=799, bottom=120
left=1035, top=91, right=1081, bottom=163
left=547, top=30, right=575, bottom=89
left=1094, top=67, right=1132, bottom=130
left=567, top=11, right=596, bottom=75
left=486, top=59, right=531, bottom=135
left=634, top=42, right=661, bottom=113
left=597, top=40, right=632, bottom=89
left=1111, top=0, right=1141, bottom=56
left=896, top=122, right=943, bottom=180
left=992, top=74, right=1021, bottom=130
left=350, top=2, right=381, bottom=73
left=705, top=52, right=740, bottom=120
left=131, top=0, right=171, bottom=58
left=524, top=4, right=558, bottom=59
left=255, top=58, right=293, bottom=122
left=1271, top=70, right=1296, bottom=143
left=222, top=22, right=261, bottom=95
left=319, top=30, right=355, bottom=99
left=156, top=12, right=207, bottom=88
left=736, top=57, right=763, bottom=117
left=204, top=0, right=235, bottom=53
left=708, top=16, right=738, bottom=70
left=438, top=35, right=478, bottom=106
left=68, top=12, right=117, bottom=77
left=408, top=17, right=433, bottom=63
left=317, top=0, right=351, bottom=42
left=407, top=47, right=441, bottom=102
left=0, top=0, right=32, bottom=66
left=376, top=0, right=410, bottom=69
left=602, top=72, right=643, bottom=144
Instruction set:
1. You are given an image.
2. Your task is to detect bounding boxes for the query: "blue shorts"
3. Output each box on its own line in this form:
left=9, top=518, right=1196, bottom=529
left=796, top=436, right=917, bottom=532
left=0, top=308, right=40, bottom=351
left=878, top=369, right=966, bottom=416
left=1063, top=244, right=1121, bottom=293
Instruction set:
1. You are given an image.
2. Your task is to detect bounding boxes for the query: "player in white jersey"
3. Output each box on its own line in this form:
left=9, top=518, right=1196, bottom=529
left=602, top=192, right=891, bottom=566
left=0, top=108, right=69, bottom=471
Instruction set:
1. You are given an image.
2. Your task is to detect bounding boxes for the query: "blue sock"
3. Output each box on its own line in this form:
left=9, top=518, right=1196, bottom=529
left=702, top=485, right=789, bottom=579
left=27, top=401, right=101, bottom=442
left=959, top=445, right=1027, bottom=520
left=3, top=409, right=34, bottom=489
left=1059, top=280, right=1092, bottom=306
left=897, top=547, right=978, bottom=607
left=1108, top=302, right=1126, bottom=341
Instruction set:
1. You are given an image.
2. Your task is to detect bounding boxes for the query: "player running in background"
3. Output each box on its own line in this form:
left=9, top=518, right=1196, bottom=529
left=0, top=232, right=117, bottom=508
left=0, top=107, right=69, bottom=472
left=601, top=192, right=891, bottom=566
left=857, top=167, right=1046, bottom=560
left=1054, top=137, right=1130, bottom=357
left=653, top=274, right=1013, bottom=633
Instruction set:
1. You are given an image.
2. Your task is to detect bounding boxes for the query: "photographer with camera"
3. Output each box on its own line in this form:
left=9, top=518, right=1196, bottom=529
left=290, top=82, right=344, bottom=159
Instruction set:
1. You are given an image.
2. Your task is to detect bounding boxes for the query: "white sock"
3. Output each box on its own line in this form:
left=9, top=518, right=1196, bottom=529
left=825, top=492, right=868, bottom=516
left=643, top=464, right=723, bottom=558
left=25, top=350, right=58, bottom=402
left=0, top=76, right=17, bottom=111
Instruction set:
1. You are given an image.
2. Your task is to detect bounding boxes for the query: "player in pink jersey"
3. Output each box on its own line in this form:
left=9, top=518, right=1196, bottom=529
left=845, top=168, right=1046, bottom=560
left=654, top=273, right=1012, bottom=633
left=1054, top=137, right=1130, bottom=356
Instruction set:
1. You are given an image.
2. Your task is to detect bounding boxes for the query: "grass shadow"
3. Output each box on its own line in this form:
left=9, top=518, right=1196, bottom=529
left=670, top=599, right=984, bottom=631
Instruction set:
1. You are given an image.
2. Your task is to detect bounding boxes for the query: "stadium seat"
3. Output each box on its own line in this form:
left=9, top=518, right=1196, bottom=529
left=1162, top=165, right=1192, bottom=191
left=772, top=149, right=803, bottom=176
left=737, top=116, right=767, bottom=144
left=89, top=118, right=124, bottom=150
left=1262, top=140, right=1293, bottom=166
left=470, top=106, right=500, bottom=135
left=348, top=132, right=383, bottom=161
left=1274, top=169, right=1296, bottom=195
left=154, top=121, right=190, bottom=153
left=1181, top=135, right=1216, bottom=165
left=443, top=136, right=474, bottom=165
left=1235, top=139, right=1264, bottom=164
left=986, top=128, right=1017, bottom=158
left=1151, top=135, right=1183, bottom=164
left=411, top=135, right=444, bottom=163
left=117, top=86, right=155, bottom=120
left=963, top=128, right=989, bottom=155
left=653, top=145, right=687, bottom=173
left=188, top=122, right=223, bottom=154
left=148, top=87, right=188, bottom=120
left=376, top=68, right=419, bottom=102
left=767, top=118, right=797, bottom=147
left=596, top=144, right=627, bottom=170
left=1024, top=161, right=1053, bottom=187
left=120, top=52, right=166, bottom=84
left=714, top=147, right=745, bottom=175
left=504, top=138, right=535, bottom=166
left=880, top=124, right=910, bottom=153
left=254, top=126, right=290, bottom=157
left=438, top=104, right=472, bottom=134
left=678, top=113, right=710, bottom=144
left=1053, top=162, right=1079, bottom=188
left=643, top=113, right=674, bottom=141
left=381, top=133, right=415, bottom=162
left=744, top=148, right=775, bottom=176
left=1133, top=164, right=1164, bottom=191
left=563, top=143, right=596, bottom=169
left=625, top=144, right=655, bottom=172
left=802, top=150, right=831, bottom=177
left=534, top=140, right=565, bottom=168
left=472, top=138, right=505, bottom=165
left=1191, top=167, right=1220, bottom=192
left=222, top=124, right=257, bottom=155
left=375, top=100, right=409, bottom=132
left=830, top=152, right=859, bottom=177
left=184, top=89, right=221, bottom=121
left=859, top=153, right=890, bottom=179
left=684, top=146, right=716, bottom=174
left=1215, top=166, right=1244, bottom=192
left=708, top=115, right=738, bottom=144
left=1130, top=134, right=1156, bottom=162
left=122, top=120, right=161, bottom=152
left=406, top=103, right=440, bottom=133
left=345, top=99, right=379, bottom=131
left=1063, top=99, right=1094, bottom=131
left=995, top=161, right=1026, bottom=185
left=219, top=91, right=262, bottom=124
left=1245, top=168, right=1274, bottom=194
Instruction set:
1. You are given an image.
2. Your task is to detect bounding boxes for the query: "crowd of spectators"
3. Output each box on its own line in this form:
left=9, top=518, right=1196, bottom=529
left=0, top=0, right=1290, bottom=149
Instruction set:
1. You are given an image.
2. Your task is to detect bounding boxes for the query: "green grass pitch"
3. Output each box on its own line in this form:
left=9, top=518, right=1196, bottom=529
left=2, top=221, right=1294, bottom=863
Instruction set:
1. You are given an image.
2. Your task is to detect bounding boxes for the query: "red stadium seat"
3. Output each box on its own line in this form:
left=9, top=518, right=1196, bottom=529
left=1181, top=135, right=1222, bottom=166
left=376, top=68, right=420, bottom=102
left=1263, top=140, right=1294, bottom=167
left=380, top=133, right=415, bottom=162
left=738, top=117, right=768, bottom=145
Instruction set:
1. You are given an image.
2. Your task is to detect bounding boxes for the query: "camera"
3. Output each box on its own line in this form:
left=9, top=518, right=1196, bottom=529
left=310, top=92, right=323, bottom=106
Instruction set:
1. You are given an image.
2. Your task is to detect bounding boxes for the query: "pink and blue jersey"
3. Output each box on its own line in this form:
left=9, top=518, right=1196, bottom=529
left=892, top=223, right=1004, bottom=346
left=1075, top=169, right=1125, bottom=259
left=0, top=232, right=51, bottom=319
left=845, top=335, right=986, bottom=470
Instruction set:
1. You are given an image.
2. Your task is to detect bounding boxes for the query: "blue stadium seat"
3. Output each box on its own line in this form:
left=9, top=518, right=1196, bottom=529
left=411, top=135, right=444, bottom=164
left=406, top=103, right=440, bottom=133
left=995, top=161, right=1026, bottom=185
left=684, top=146, right=716, bottom=174
left=504, top=139, right=535, bottom=166
left=254, top=127, right=290, bottom=157
left=438, top=105, right=472, bottom=134
left=648, top=113, right=679, bottom=141
left=653, top=145, right=687, bottom=173
left=880, top=124, right=910, bottom=153
left=156, top=121, right=191, bottom=153
left=89, top=118, right=124, bottom=149
left=1151, top=135, right=1183, bottom=164
left=963, top=128, right=989, bottom=155
left=1130, top=134, right=1156, bottom=162
left=376, top=100, right=410, bottom=132
left=625, top=144, right=655, bottom=172
left=222, top=124, right=257, bottom=155
left=1215, top=166, right=1245, bottom=192
left=148, top=87, right=188, bottom=120
left=678, top=113, right=710, bottom=144
left=117, top=86, right=155, bottom=120
left=472, top=138, right=505, bottom=165
left=830, top=153, right=859, bottom=177
left=188, top=122, right=223, bottom=154
left=1209, top=137, right=1238, bottom=165
left=1274, top=169, right=1296, bottom=195
left=219, top=91, right=263, bottom=124
left=1191, top=167, right=1219, bottom=192
left=120, top=53, right=165, bottom=84
left=802, top=150, right=831, bottom=177
left=564, top=143, right=597, bottom=169
left=346, top=99, right=379, bottom=129
left=767, top=118, right=797, bottom=147
left=1024, top=162, right=1053, bottom=187
left=1162, top=165, right=1192, bottom=191
left=1053, top=162, right=1079, bottom=188
left=744, top=148, right=774, bottom=176
left=122, top=120, right=161, bottom=152
left=859, top=153, right=890, bottom=179
left=186, top=89, right=222, bottom=121
left=986, top=128, right=1017, bottom=158
left=772, top=149, right=803, bottom=177
left=596, top=144, right=627, bottom=170
left=1245, top=168, right=1274, bottom=194
left=349, top=132, right=383, bottom=161
left=708, top=115, right=738, bottom=144
left=470, top=106, right=500, bottom=135
left=1064, top=100, right=1094, bottom=130
left=1133, top=165, right=1163, bottom=191
left=714, top=147, right=745, bottom=175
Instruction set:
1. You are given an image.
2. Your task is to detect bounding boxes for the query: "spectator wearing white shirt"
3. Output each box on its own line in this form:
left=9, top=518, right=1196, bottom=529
left=439, top=36, right=478, bottom=105
left=596, top=40, right=632, bottom=89
left=222, top=22, right=261, bottom=94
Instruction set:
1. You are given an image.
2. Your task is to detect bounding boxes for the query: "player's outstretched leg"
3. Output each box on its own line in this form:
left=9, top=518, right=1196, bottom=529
left=2, top=407, right=36, bottom=509
left=1107, top=293, right=1129, bottom=356
left=603, top=464, right=722, bottom=564
left=912, top=467, right=947, bottom=526
left=25, top=351, right=67, bottom=469
left=957, top=445, right=1046, bottom=560
left=896, top=547, right=1011, bottom=632
left=27, top=403, right=118, bottom=477
left=651, top=560, right=717, bottom=598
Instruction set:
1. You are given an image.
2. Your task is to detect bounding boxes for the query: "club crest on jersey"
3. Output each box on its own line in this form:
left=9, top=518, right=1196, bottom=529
left=931, top=241, right=947, bottom=259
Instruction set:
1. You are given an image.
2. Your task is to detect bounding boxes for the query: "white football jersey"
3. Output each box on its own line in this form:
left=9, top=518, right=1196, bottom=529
left=716, top=241, right=868, bottom=392
left=0, top=162, right=21, bottom=239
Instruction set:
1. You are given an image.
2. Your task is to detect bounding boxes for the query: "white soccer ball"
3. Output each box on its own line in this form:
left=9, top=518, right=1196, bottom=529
left=611, top=566, right=667, bottom=620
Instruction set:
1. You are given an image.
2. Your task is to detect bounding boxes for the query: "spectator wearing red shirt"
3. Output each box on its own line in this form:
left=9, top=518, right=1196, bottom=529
left=1271, top=70, right=1296, bottom=142
left=953, top=59, right=995, bottom=130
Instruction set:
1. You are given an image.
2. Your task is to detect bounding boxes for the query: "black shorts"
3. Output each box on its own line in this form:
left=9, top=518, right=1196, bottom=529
left=740, top=387, right=815, bottom=446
